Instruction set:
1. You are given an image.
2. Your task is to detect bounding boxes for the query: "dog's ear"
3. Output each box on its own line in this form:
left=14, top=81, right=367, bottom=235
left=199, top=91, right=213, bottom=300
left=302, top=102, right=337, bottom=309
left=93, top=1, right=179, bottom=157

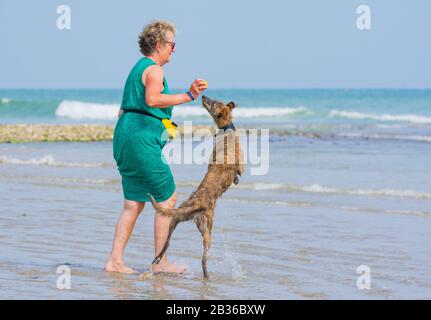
left=227, top=102, right=237, bottom=110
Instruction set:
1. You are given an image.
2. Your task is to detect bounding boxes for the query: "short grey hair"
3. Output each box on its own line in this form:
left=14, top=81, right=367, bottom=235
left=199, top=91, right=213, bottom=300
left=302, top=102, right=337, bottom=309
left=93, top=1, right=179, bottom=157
left=138, top=20, right=176, bottom=56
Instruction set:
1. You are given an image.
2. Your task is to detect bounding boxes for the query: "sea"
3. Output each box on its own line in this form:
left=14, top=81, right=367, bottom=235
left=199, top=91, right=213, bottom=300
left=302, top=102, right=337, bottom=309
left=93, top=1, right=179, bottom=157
left=0, top=88, right=430, bottom=299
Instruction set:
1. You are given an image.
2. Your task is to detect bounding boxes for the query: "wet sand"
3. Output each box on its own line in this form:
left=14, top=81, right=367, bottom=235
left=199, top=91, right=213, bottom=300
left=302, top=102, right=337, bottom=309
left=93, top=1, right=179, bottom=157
left=1, top=138, right=430, bottom=299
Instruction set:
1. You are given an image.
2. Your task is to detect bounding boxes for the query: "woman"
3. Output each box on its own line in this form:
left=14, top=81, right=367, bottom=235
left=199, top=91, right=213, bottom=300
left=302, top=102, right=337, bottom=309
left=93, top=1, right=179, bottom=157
left=105, top=20, right=207, bottom=274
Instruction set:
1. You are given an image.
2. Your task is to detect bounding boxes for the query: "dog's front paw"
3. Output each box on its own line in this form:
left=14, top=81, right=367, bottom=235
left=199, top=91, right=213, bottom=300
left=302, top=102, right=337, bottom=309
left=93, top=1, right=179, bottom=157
left=233, top=176, right=239, bottom=185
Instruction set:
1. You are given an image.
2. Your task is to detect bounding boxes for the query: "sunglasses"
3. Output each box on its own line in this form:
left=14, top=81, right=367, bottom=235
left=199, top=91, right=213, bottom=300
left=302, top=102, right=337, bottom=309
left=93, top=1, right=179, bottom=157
left=165, top=41, right=176, bottom=50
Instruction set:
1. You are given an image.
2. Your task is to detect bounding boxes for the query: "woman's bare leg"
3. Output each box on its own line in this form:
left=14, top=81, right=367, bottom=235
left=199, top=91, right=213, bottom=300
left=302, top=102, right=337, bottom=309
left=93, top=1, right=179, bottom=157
left=152, top=192, right=187, bottom=274
left=105, top=199, right=145, bottom=273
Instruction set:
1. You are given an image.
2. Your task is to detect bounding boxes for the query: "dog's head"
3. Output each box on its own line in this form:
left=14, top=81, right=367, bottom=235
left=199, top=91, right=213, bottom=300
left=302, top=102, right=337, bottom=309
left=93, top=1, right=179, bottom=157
left=201, top=95, right=237, bottom=129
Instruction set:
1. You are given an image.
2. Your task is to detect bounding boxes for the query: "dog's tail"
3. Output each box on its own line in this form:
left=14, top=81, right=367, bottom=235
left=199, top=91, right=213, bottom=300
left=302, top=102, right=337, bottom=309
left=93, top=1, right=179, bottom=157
left=147, top=194, right=200, bottom=222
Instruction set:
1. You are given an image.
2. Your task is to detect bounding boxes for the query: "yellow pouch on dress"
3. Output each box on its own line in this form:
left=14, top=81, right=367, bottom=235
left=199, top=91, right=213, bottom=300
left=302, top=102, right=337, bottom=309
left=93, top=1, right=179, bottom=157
left=161, top=118, right=178, bottom=140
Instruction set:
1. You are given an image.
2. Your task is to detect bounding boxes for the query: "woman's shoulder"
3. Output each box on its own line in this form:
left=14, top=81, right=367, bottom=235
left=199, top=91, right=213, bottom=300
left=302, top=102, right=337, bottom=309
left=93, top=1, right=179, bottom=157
left=142, top=63, right=164, bottom=85
left=145, top=64, right=163, bottom=75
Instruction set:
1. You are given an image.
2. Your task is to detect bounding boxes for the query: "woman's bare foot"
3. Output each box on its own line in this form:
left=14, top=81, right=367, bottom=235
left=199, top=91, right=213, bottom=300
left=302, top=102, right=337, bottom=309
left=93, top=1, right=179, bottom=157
left=152, top=261, right=188, bottom=275
left=104, top=259, right=136, bottom=274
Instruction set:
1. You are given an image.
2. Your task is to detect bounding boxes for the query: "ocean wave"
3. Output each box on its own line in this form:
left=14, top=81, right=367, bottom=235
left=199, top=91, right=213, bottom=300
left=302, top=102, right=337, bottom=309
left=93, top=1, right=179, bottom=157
left=173, top=106, right=311, bottom=118
left=249, top=182, right=285, bottom=190
left=225, top=196, right=430, bottom=217
left=0, top=172, right=119, bottom=185
left=264, top=129, right=431, bottom=143
left=234, top=182, right=431, bottom=200
left=54, top=100, right=311, bottom=120
left=0, top=155, right=111, bottom=168
left=329, top=110, right=431, bottom=124
left=338, top=133, right=431, bottom=143
left=376, top=124, right=404, bottom=129
left=1, top=98, right=11, bottom=104
left=55, top=100, right=118, bottom=120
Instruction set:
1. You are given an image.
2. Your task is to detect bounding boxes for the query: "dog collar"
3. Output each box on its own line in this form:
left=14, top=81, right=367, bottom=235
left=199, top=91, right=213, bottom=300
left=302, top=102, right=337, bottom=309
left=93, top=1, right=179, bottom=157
left=220, top=122, right=236, bottom=132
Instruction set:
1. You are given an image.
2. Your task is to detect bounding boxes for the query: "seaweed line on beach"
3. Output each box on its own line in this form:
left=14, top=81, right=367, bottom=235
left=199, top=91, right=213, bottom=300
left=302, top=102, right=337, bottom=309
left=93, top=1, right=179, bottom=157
left=0, top=124, right=325, bottom=143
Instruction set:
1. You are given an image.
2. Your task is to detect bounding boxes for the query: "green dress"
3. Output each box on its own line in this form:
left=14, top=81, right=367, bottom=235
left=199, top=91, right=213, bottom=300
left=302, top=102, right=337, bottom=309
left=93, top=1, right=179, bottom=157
left=113, top=57, right=175, bottom=202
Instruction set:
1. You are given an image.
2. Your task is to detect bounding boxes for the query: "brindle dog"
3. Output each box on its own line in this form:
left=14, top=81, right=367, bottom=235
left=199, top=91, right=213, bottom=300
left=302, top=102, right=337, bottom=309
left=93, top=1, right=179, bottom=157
left=148, top=95, right=244, bottom=279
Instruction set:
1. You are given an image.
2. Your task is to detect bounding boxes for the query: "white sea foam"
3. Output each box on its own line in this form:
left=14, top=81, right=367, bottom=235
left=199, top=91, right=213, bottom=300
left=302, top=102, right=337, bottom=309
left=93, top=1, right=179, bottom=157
left=0, top=172, right=118, bottom=185
left=54, top=100, right=311, bottom=120
left=376, top=124, right=404, bottom=129
left=55, top=100, right=119, bottom=120
left=251, top=182, right=285, bottom=190
left=398, top=135, right=431, bottom=143
left=236, top=182, right=431, bottom=200
left=174, top=106, right=311, bottom=118
left=329, top=110, right=431, bottom=124
left=1, top=98, right=11, bottom=104
left=0, top=155, right=109, bottom=168
left=296, top=184, right=431, bottom=200
left=339, top=133, right=431, bottom=143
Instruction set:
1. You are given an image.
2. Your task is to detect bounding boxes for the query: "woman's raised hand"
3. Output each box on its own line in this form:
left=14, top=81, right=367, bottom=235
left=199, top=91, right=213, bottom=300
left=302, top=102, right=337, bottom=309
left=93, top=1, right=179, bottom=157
left=188, top=79, right=208, bottom=99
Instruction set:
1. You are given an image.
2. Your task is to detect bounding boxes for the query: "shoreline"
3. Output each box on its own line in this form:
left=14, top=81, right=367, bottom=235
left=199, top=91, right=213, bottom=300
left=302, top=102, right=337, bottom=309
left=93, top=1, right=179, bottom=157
left=0, top=124, right=116, bottom=143
left=0, top=124, right=325, bottom=143
left=0, top=124, right=221, bottom=143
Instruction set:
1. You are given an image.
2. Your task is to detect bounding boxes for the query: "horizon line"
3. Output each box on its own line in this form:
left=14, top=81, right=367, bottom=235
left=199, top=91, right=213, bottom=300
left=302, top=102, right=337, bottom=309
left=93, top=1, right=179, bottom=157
left=1, top=87, right=431, bottom=91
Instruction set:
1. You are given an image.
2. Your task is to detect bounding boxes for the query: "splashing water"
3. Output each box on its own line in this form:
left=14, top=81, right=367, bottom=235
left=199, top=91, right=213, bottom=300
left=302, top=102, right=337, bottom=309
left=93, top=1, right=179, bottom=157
left=221, top=233, right=247, bottom=280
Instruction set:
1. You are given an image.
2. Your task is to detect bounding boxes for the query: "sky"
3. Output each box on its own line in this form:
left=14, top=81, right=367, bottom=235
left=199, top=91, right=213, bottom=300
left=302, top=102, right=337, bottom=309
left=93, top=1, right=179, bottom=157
left=0, top=0, right=430, bottom=89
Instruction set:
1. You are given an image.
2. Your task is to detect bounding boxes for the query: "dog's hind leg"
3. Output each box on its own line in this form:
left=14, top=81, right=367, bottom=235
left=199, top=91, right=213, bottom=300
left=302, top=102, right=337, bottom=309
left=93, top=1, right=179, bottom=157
left=201, top=231, right=212, bottom=280
left=152, top=219, right=178, bottom=265
left=196, top=212, right=214, bottom=280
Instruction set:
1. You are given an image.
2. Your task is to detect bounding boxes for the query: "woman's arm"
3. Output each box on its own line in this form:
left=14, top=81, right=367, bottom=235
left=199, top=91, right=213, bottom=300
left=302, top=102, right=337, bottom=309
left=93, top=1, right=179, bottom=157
left=144, top=65, right=204, bottom=108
